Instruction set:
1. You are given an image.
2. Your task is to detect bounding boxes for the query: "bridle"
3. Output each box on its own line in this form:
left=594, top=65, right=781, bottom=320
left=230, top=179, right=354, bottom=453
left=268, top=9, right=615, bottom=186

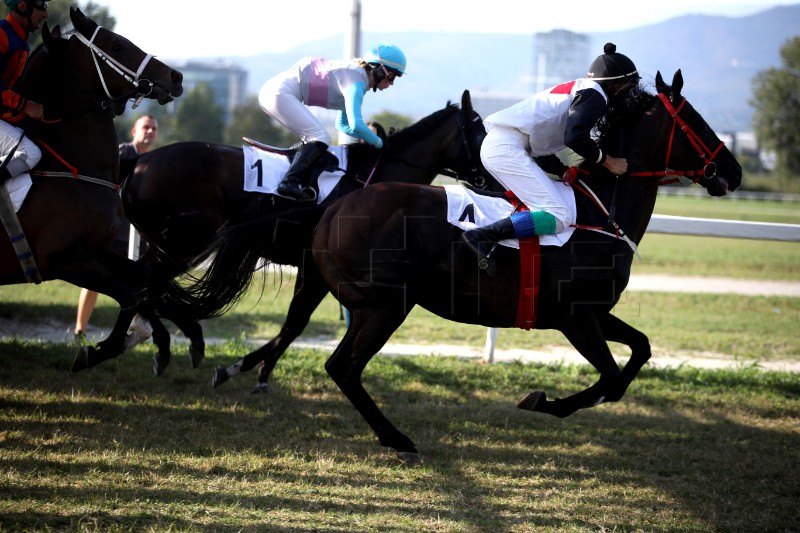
left=75, top=26, right=157, bottom=110
left=629, top=93, right=725, bottom=186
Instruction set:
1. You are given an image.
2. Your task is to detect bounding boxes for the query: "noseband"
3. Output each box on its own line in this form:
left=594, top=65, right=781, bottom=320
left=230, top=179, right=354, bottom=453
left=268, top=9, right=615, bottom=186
left=630, top=93, right=725, bottom=185
left=75, top=26, right=157, bottom=110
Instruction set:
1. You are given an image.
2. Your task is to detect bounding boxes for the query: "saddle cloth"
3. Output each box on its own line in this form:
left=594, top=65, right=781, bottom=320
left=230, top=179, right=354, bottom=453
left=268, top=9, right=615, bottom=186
left=242, top=144, right=348, bottom=204
left=443, top=183, right=577, bottom=247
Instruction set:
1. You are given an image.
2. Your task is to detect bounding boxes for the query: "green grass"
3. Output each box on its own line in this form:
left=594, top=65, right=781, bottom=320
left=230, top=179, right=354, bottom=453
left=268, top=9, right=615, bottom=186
left=1, top=341, right=798, bottom=532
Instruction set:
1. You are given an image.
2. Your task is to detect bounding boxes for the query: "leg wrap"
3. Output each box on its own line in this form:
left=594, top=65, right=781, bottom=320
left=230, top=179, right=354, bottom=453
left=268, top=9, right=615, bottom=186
left=510, top=210, right=557, bottom=237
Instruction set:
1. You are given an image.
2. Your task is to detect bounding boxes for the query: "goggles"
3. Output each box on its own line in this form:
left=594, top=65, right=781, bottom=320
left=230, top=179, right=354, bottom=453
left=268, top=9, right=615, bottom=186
left=33, top=0, right=48, bottom=10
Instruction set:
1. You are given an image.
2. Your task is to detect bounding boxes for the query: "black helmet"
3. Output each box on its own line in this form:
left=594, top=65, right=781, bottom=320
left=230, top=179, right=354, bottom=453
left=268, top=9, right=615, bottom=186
left=587, top=43, right=638, bottom=82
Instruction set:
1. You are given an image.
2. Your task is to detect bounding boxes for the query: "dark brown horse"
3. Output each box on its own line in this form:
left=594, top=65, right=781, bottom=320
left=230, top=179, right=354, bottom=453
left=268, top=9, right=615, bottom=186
left=158, top=71, right=742, bottom=465
left=117, top=90, right=495, bottom=376
left=2, top=9, right=182, bottom=364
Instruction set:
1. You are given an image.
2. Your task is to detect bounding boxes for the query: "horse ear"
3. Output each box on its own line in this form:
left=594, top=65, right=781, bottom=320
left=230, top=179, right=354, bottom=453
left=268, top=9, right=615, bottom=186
left=461, top=90, right=473, bottom=115
left=41, top=22, right=60, bottom=44
left=655, top=71, right=666, bottom=93
left=672, top=69, right=684, bottom=99
left=70, top=6, right=97, bottom=37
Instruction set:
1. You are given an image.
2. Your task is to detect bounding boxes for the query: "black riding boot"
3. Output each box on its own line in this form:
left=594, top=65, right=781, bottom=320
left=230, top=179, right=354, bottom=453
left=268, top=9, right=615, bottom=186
left=461, top=217, right=516, bottom=277
left=0, top=167, right=11, bottom=185
left=277, top=141, right=328, bottom=202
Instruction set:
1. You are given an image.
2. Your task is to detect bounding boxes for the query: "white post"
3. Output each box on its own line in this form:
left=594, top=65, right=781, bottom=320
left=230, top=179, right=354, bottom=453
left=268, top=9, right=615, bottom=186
left=484, top=327, right=498, bottom=363
left=339, top=0, right=361, bottom=146
left=127, top=226, right=140, bottom=260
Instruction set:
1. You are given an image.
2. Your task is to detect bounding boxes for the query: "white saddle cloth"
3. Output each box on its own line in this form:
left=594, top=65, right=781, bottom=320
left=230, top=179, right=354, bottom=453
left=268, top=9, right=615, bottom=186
left=443, top=183, right=576, bottom=248
left=242, top=145, right=348, bottom=204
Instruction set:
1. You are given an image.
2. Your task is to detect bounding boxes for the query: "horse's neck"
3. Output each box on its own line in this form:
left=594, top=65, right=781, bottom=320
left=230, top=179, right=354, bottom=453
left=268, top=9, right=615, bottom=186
left=348, top=143, right=440, bottom=186
left=39, top=114, right=120, bottom=181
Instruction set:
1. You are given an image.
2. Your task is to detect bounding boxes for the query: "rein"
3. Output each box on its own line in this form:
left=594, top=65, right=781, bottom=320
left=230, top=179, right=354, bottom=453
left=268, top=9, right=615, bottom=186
left=629, top=93, right=725, bottom=185
left=564, top=92, right=727, bottom=256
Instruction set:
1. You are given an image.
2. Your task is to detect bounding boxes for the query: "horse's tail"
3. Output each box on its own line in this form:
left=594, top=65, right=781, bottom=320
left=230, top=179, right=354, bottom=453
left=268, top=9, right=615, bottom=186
left=153, top=203, right=327, bottom=321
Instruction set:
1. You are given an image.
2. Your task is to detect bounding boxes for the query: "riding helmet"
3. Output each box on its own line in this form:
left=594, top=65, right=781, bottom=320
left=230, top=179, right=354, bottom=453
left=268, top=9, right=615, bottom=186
left=587, top=43, right=638, bottom=82
left=364, top=43, right=407, bottom=76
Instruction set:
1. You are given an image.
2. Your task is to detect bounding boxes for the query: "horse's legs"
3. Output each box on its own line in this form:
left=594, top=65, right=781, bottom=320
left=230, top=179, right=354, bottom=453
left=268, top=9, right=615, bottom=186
left=324, top=305, right=421, bottom=466
left=594, top=313, right=651, bottom=402
left=212, top=266, right=329, bottom=392
left=70, top=255, right=145, bottom=371
left=518, top=311, right=622, bottom=418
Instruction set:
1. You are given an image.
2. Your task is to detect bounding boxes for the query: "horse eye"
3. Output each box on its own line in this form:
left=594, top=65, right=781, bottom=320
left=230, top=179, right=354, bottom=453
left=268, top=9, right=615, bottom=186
left=111, top=41, right=123, bottom=53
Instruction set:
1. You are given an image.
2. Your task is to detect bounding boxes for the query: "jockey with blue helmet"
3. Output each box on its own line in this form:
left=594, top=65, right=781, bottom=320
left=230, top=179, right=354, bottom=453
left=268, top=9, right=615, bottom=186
left=0, top=0, right=48, bottom=186
left=258, top=42, right=406, bottom=202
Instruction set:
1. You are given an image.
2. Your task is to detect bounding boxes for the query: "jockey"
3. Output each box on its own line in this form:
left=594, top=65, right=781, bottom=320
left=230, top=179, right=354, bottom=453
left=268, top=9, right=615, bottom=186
left=462, top=42, right=640, bottom=275
left=258, top=42, right=406, bottom=202
left=0, top=0, right=47, bottom=186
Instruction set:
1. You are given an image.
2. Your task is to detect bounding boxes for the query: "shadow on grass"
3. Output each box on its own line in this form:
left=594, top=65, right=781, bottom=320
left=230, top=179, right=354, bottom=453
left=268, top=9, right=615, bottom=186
left=1, top=340, right=798, bottom=531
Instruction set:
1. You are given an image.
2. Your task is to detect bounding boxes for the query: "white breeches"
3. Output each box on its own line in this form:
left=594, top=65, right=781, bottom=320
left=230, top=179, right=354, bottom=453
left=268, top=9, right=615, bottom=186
left=258, top=78, right=331, bottom=146
left=480, top=127, right=572, bottom=232
left=0, top=120, right=42, bottom=177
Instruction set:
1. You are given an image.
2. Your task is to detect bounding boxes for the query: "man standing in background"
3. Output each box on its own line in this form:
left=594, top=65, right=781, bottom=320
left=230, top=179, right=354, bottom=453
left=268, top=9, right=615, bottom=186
left=73, top=115, right=158, bottom=337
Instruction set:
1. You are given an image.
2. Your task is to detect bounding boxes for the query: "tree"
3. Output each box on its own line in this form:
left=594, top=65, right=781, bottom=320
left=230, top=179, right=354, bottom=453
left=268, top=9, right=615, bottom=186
left=224, top=95, right=295, bottom=147
left=162, top=83, right=225, bottom=144
left=751, top=37, right=800, bottom=175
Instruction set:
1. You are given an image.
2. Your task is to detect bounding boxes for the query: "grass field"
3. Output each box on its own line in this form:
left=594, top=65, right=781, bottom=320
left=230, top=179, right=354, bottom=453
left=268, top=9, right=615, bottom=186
left=1, top=342, right=798, bottom=532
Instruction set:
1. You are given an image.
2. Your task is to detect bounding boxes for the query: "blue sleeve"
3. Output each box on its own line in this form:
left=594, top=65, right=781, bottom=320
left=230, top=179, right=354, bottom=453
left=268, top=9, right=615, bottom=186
left=336, top=81, right=383, bottom=148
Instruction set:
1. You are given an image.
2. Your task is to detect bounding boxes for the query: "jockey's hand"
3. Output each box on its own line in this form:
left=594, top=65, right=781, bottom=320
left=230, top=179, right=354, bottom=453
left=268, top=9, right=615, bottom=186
left=562, top=166, right=580, bottom=185
left=24, top=101, right=45, bottom=120
left=603, top=155, right=628, bottom=176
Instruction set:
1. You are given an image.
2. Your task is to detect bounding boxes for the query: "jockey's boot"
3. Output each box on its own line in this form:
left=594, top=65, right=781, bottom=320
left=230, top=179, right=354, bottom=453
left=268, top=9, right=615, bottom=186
left=462, top=210, right=556, bottom=277
left=277, top=141, right=328, bottom=202
left=0, top=167, right=11, bottom=185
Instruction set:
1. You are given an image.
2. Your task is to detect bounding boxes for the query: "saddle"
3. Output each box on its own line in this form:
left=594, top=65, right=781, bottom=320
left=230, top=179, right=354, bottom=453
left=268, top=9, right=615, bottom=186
left=243, top=136, right=341, bottom=198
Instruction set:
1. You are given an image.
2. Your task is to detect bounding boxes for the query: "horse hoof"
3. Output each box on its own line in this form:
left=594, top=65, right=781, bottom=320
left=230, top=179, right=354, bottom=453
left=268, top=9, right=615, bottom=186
left=152, top=355, right=169, bottom=377
left=517, top=391, right=546, bottom=412
left=397, top=452, right=423, bottom=468
left=251, top=382, right=270, bottom=395
left=212, top=365, right=230, bottom=389
left=72, top=346, right=92, bottom=372
left=189, top=342, right=205, bottom=369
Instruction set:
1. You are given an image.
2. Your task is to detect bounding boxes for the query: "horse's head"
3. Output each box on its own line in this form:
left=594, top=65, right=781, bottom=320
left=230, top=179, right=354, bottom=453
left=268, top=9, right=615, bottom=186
left=652, top=70, right=742, bottom=196
left=67, top=7, right=183, bottom=113
left=453, top=90, right=496, bottom=189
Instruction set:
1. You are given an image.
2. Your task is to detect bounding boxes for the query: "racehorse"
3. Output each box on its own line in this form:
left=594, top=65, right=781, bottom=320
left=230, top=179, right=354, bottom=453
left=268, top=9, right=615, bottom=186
left=1, top=9, right=182, bottom=363
left=117, top=90, right=496, bottom=376
left=158, top=70, right=742, bottom=465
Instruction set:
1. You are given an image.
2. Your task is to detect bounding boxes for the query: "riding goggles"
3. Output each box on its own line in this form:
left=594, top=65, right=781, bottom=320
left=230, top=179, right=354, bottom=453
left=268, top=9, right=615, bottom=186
left=34, top=0, right=48, bottom=10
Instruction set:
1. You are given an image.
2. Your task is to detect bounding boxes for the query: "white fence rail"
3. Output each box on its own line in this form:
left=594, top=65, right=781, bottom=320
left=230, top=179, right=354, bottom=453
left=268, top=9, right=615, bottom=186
left=483, top=215, right=800, bottom=362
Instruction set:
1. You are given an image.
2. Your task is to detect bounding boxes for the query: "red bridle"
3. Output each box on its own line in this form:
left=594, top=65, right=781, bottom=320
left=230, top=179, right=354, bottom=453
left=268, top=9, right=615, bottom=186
left=629, top=93, right=725, bottom=185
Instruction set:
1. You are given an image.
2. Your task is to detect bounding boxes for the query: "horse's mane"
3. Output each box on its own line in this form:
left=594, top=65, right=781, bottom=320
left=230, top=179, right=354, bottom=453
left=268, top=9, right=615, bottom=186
left=384, top=102, right=459, bottom=151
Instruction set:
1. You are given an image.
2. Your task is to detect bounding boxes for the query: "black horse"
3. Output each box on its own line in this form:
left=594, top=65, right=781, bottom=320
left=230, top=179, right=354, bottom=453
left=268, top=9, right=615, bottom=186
left=0, top=9, right=182, bottom=365
left=159, top=71, right=742, bottom=465
left=119, top=90, right=495, bottom=376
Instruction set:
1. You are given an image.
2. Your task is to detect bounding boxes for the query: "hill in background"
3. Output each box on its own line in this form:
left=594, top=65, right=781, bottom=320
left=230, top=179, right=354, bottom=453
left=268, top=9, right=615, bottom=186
left=187, top=4, right=799, bottom=133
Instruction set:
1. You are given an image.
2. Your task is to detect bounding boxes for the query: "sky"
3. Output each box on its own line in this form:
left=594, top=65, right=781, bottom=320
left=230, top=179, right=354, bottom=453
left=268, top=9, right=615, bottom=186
left=95, top=0, right=785, bottom=60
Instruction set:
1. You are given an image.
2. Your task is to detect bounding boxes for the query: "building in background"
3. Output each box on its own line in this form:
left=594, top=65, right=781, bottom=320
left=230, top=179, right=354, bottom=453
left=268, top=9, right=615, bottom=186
left=174, top=60, right=248, bottom=124
left=472, top=29, right=590, bottom=117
